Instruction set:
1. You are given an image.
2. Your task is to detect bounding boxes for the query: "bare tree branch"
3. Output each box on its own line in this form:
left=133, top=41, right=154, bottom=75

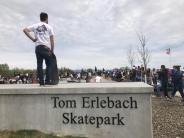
left=127, top=46, right=136, bottom=69
left=136, top=32, right=151, bottom=83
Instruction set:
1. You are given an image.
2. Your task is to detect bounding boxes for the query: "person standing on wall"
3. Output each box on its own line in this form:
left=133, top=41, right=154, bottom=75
left=23, top=12, right=55, bottom=86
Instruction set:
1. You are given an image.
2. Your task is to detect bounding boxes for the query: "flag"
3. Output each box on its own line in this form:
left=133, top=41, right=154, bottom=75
left=166, top=48, right=170, bottom=55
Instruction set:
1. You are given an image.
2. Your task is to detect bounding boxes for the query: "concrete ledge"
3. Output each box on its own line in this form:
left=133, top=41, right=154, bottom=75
left=0, top=82, right=153, bottom=94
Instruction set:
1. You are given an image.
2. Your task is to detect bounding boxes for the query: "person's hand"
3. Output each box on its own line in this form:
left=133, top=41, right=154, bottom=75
left=32, top=38, right=37, bottom=42
left=48, top=49, right=53, bottom=56
left=50, top=48, right=54, bottom=54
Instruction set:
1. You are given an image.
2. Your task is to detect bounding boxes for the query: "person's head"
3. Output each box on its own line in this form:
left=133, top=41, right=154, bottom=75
left=175, top=66, right=181, bottom=71
left=40, top=12, right=48, bottom=23
left=161, top=65, right=165, bottom=70
left=97, top=72, right=101, bottom=76
left=173, top=65, right=180, bottom=71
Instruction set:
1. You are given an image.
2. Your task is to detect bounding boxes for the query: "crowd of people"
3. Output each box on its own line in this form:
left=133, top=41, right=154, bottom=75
left=0, top=73, right=35, bottom=84
left=106, top=65, right=184, bottom=102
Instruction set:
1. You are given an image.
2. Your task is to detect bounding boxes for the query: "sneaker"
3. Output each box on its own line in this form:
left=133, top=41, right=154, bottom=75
left=40, top=84, right=45, bottom=87
left=162, top=96, right=168, bottom=100
left=167, top=96, right=172, bottom=99
left=171, top=95, right=175, bottom=99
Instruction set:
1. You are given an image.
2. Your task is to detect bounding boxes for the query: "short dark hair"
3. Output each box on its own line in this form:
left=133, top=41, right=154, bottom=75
left=161, top=65, right=165, bottom=69
left=40, top=12, right=48, bottom=21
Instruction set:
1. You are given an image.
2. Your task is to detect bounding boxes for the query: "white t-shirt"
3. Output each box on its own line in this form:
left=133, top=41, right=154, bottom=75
left=95, top=76, right=102, bottom=83
left=27, top=22, right=54, bottom=47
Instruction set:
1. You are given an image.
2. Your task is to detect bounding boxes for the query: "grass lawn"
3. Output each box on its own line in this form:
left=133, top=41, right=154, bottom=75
left=0, top=130, right=87, bottom=138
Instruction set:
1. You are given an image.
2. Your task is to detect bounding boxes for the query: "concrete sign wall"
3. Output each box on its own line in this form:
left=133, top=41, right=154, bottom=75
left=0, top=82, right=153, bottom=138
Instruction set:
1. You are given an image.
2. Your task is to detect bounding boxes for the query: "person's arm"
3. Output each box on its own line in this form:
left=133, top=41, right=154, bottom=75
left=23, top=28, right=37, bottom=42
left=50, top=35, right=54, bottom=53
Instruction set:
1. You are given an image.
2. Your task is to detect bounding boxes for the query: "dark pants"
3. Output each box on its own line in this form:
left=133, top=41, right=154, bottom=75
left=161, top=82, right=169, bottom=97
left=172, top=83, right=184, bottom=99
left=35, top=45, right=52, bottom=85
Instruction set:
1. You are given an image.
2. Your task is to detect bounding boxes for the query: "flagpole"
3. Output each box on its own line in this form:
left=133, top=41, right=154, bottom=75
left=169, top=53, right=171, bottom=68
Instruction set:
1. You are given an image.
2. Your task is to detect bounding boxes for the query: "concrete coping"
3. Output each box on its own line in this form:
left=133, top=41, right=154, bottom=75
left=0, top=82, right=153, bottom=95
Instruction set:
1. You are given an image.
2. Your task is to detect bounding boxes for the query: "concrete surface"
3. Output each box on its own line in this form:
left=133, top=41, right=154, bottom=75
left=0, top=82, right=153, bottom=138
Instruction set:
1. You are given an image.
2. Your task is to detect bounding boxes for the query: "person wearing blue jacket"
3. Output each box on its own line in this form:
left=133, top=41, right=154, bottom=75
left=171, top=66, right=184, bottom=102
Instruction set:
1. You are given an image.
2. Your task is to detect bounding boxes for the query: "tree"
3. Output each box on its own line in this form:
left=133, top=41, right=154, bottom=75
left=95, top=66, right=97, bottom=73
left=137, top=33, right=151, bottom=83
left=60, top=67, right=73, bottom=77
left=0, top=64, right=10, bottom=77
left=127, top=46, right=135, bottom=69
left=0, top=64, right=9, bottom=71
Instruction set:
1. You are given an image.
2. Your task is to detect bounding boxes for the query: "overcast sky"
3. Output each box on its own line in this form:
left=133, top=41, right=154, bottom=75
left=0, top=0, right=184, bottom=69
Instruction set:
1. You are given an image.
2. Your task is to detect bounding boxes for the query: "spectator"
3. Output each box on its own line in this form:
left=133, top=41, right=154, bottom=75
left=159, top=65, right=171, bottom=99
left=171, top=66, right=184, bottom=102
left=95, top=72, right=102, bottom=83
